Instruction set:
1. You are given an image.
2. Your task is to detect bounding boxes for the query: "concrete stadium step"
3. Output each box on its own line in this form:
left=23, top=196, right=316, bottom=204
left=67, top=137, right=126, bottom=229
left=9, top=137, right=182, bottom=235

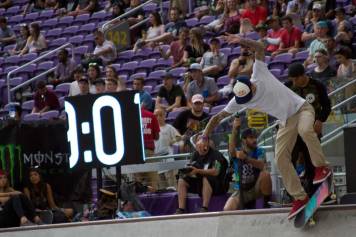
left=1, top=205, right=356, bottom=237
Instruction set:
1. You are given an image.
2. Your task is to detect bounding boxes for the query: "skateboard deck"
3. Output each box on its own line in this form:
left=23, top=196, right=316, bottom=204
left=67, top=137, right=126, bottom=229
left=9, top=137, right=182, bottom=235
left=294, top=175, right=332, bottom=228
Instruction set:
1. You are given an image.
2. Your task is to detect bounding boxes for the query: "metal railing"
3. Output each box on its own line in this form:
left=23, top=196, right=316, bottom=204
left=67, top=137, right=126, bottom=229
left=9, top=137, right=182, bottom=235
left=7, top=43, right=75, bottom=103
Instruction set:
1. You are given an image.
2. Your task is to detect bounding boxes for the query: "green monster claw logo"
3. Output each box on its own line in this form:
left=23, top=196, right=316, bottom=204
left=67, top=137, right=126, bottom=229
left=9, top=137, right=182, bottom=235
left=0, top=144, right=22, bottom=187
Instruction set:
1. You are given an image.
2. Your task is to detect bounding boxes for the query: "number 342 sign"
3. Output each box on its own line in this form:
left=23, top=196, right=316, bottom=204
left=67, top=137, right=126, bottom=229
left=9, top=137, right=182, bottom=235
left=64, top=91, right=144, bottom=169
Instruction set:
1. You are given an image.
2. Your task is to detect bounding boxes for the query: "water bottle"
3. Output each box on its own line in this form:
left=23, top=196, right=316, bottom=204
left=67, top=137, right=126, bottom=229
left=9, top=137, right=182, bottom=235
left=8, top=103, right=18, bottom=119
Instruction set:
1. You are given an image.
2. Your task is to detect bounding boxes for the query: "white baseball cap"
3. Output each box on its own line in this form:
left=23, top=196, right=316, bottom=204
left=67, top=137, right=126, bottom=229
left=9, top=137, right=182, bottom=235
left=191, top=94, right=204, bottom=103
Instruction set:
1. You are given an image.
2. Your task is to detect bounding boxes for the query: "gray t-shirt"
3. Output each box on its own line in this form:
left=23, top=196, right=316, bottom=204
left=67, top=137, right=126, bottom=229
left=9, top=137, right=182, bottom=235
left=187, top=77, right=218, bottom=100
left=0, top=26, right=15, bottom=47
left=201, top=52, right=227, bottom=69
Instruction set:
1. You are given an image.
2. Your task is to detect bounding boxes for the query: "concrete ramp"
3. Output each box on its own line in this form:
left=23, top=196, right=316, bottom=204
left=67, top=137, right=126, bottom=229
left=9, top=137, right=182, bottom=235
left=1, top=205, right=356, bottom=237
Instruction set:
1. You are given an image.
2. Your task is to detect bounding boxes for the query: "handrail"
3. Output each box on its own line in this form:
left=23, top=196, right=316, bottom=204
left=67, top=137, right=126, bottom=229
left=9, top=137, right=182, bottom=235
left=10, top=67, right=56, bottom=92
left=331, top=94, right=356, bottom=110
left=7, top=43, right=74, bottom=103
left=102, top=0, right=156, bottom=31
left=321, top=118, right=356, bottom=143
left=129, top=18, right=150, bottom=30
left=328, top=78, right=356, bottom=97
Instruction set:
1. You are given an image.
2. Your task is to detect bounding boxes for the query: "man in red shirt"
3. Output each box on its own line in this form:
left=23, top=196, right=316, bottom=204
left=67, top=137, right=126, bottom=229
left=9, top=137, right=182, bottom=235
left=32, top=81, right=60, bottom=114
left=141, top=107, right=160, bottom=157
left=272, top=15, right=302, bottom=56
left=266, top=16, right=284, bottom=54
left=241, top=0, right=267, bottom=26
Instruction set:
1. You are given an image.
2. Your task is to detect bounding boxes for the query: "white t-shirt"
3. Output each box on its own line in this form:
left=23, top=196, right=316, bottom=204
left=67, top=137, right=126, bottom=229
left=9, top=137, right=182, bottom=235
left=146, top=25, right=164, bottom=40
left=224, top=60, right=305, bottom=126
left=68, top=81, right=80, bottom=96
left=154, top=124, right=180, bottom=155
left=93, top=40, right=117, bottom=64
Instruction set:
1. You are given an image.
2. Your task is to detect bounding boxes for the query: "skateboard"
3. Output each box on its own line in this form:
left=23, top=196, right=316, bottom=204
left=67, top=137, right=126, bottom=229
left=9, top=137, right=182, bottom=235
left=268, top=201, right=292, bottom=208
left=294, top=175, right=335, bottom=228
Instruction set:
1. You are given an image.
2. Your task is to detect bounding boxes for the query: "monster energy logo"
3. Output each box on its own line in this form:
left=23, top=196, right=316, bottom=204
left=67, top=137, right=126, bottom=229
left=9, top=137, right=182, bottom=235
left=0, top=144, right=22, bottom=187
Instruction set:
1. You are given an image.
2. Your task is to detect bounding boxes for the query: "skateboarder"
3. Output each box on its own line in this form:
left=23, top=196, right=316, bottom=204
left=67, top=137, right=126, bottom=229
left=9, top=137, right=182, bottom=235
left=200, top=34, right=331, bottom=219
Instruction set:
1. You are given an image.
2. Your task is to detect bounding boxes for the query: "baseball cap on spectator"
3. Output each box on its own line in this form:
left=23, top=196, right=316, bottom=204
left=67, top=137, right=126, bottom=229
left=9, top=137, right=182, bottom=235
left=161, top=72, right=174, bottom=79
left=241, top=128, right=258, bottom=139
left=233, top=76, right=253, bottom=104
left=93, top=78, right=105, bottom=85
left=312, top=3, right=322, bottom=10
left=188, top=63, right=202, bottom=72
left=316, top=21, right=328, bottom=29
left=191, top=94, right=204, bottom=104
left=288, top=63, right=305, bottom=78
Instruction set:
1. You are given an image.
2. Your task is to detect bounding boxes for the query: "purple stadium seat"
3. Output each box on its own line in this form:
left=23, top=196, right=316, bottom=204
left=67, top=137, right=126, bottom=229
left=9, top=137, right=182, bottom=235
left=336, top=0, right=350, bottom=7
left=49, top=37, right=68, bottom=49
left=169, top=67, right=187, bottom=78
left=89, top=11, right=107, bottom=23
left=245, top=31, right=260, bottom=40
left=15, top=64, right=36, bottom=80
left=118, top=61, right=139, bottom=75
left=78, top=23, right=96, bottom=34
left=4, top=55, right=21, bottom=67
left=57, top=16, right=74, bottom=28
left=23, top=113, right=41, bottom=121
left=23, top=12, right=40, bottom=23
left=22, top=100, right=34, bottom=115
left=270, top=68, right=282, bottom=78
left=147, top=70, right=166, bottom=80
left=292, top=50, right=309, bottom=63
left=154, top=57, right=174, bottom=70
left=199, top=15, right=216, bottom=25
left=46, top=28, right=63, bottom=40
left=166, top=108, right=186, bottom=122
left=68, top=35, right=84, bottom=46
left=268, top=53, right=293, bottom=71
left=144, top=78, right=158, bottom=87
left=73, top=13, right=90, bottom=25
left=41, top=110, right=59, bottom=120
left=209, top=105, right=225, bottom=116
left=59, top=96, right=65, bottom=109
left=232, top=46, right=241, bottom=54
left=8, top=15, right=24, bottom=25
left=264, top=55, right=271, bottom=64
left=41, top=18, right=59, bottom=31
left=117, top=50, right=135, bottom=60
left=143, top=3, right=158, bottom=13
left=74, top=45, right=89, bottom=62
left=0, top=9, right=4, bottom=17
left=36, top=61, right=54, bottom=74
left=144, top=85, right=153, bottom=93
left=217, top=75, right=230, bottom=87
left=129, top=72, right=147, bottom=81
left=4, top=6, right=20, bottom=17
left=147, top=50, right=162, bottom=59
left=62, top=25, right=79, bottom=37
left=220, top=47, right=232, bottom=57
left=134, top=59, right=156, bottom=73
left=38, top=9, right=54, bottom=20
left=20, top=53, right=38, bottom=64
left=185, top=18, right=199, bottom=27
left=55, top=83, right=71, bottom=97
left=9, top=77, right=23, bottom=87
left=110, top=63, right=121, bottom=72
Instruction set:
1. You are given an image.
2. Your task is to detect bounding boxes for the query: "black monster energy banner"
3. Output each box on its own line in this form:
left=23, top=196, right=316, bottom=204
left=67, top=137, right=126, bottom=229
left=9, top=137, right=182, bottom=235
left=0, top=120, right=91, bottom=203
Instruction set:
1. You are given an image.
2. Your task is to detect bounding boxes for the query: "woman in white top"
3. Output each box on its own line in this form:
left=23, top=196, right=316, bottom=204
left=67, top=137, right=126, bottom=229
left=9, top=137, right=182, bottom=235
left=20, top=23, right=47, bottom=55
left=133, top=12, right=165, bottom=52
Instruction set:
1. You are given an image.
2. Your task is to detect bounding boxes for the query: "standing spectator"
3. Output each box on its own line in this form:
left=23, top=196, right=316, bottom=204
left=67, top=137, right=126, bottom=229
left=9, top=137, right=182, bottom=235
left=200, top=38, right=227, bottom=77
left=272, top=15, right=302, bottom=56
left=8, top=24, right=30, bottom=56
left=134, top=12, right=165, bottom=52
left=0, top=0, right=12, bottom=8
left=93, top=79, right=106, bottom=94
left=154, top=108, right=181, bottom=156
left=141, top=107, right=160, bottom=157
left=183, top=28, right=209, bottom=66
left=0, top=16, right=16, bottom=49
left=173, top=94, right=210, bottom=152
left=155, top=72, right=187, bottom=112
left=265, top=16, right=284, bottom=54
left=241, top=0, right=267, bottom=26
left=0, top=170, right=42, bottom=228
left=186, top=64, right=219, bottom=107
left=32, top=81, right=60, bottom=114
left=67, top=0, right=99, bottom=16
left=23, top=0, right=46, bottom=14
left=105, top=65, right=126, bottom=92
left=309, top=49, right=336, bottom=88
left=105, top=78, right=118, bottom=92
left=68, top=66, right=84, bottom=97
left=159, top=27, right=189, bottom=68
left=304, top=21, right=329, bottom=65
left=176, top=135, right=228, bottom=214
left=53, top=49, right=76, bottom=85
left=133, top=77, right=153, bottom=110
left=20, top=23, right=47, bottom=55
left=77, top=78, right=91, bottom=96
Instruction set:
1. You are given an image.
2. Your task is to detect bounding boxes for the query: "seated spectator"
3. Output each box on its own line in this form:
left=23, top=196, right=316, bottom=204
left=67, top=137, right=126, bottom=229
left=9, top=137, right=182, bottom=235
left=110, top=2, right=125, bottom=19
left=159, top=27, right=189, bottom=68
left=141, top=106, right=160, bottom=157
left=183, top=28, right=209, bottom=66
left=309, top=49, right=336, bottom=88
left=334, top=21, right=352, bottom=47
left=307, top=0, right=336, bottom=20
left=265, top=16, right=284, bottom=54
left=256, top=23, right=269, bottom=45
left=272, top=15, right=302, bottom=56
left=169, top=0, right=187, bottom=17
left=0, top=170, right=42, bottom=228
left=20, top=23, right=47, bottom=55
left=105, top=65, right=126, bottom=92
left=133, top=77, right=153, bottom=110
left=224, top=120, right=271, bottom=210
left=176, top=135, right=228, bottom=214
left=302, top=2, right=325, bottom=47
left=195, top=0, right=224, bottom=20
left=23, top=0, right=46, bottom=14
left=286, top=0, right=309, bottom=17
left=0, top=16, right=16, bottom=49
left=133, top=12, right=165, bottom=52
left=186, top=64, right=219, bottom=107
left=154, top=108, right=181, bottom=156
left=52, top=49, right=76, bottom=85
left=271, top=0, right=287, bottom=18
left=83, top=30, right=117, bottom=67
left=200, top=38, right=227, bottom=77
left=8, top=24, right=30, bottom=56
left=335, top=46, right=355, bottom=80
left=87, top=62, right=101, bottom=93
left=125, top=0, right=145, bottom=25
left=78, top=77, right=91, bottom=95
left=68, top=66, right=84, bottom=96
left=143, top=8, right=187, bottom=45
left=241, top=0, right=267, bottom=26
left=304, top=21, right=329, bottom=66
left=173, top=94, right=210, bottom=153
left=105, top=78, right=118, bottom=92
left=32, top=81, right=60, bottom=114
left=93, top=78, right=105, bottom=94
left=220, top=46, right=254, bottom=97
left=156, top=72, right=187, bottom=112
left=0, top=0, right=12, bottom=8
left=67, top=0, right=99, bottom=16
left=24, top=168, right=73, bottom=222
left=222, top=0, right=241, bottom=34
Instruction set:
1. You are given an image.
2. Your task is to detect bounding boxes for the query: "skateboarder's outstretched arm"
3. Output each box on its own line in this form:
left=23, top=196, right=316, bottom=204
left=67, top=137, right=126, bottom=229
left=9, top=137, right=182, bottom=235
left=224, top=33, right=265, bottom=62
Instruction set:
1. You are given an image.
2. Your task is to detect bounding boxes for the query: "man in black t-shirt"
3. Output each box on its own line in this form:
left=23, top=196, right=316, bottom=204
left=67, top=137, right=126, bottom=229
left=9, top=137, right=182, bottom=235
left=155, top=72, right=187, bottom=112
left=173, top=94, right=209, bottom=152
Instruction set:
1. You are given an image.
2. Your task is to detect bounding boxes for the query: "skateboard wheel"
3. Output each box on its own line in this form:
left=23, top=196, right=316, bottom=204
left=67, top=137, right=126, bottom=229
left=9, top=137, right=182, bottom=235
left=331, top=194, right=336, bottom=200
left=309, top=219, right=316, bottom=226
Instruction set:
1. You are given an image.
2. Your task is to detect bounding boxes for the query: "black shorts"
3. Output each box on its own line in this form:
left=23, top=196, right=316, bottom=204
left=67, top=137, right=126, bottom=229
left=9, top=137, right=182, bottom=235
left=183, top=176, right=224, bottom=196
